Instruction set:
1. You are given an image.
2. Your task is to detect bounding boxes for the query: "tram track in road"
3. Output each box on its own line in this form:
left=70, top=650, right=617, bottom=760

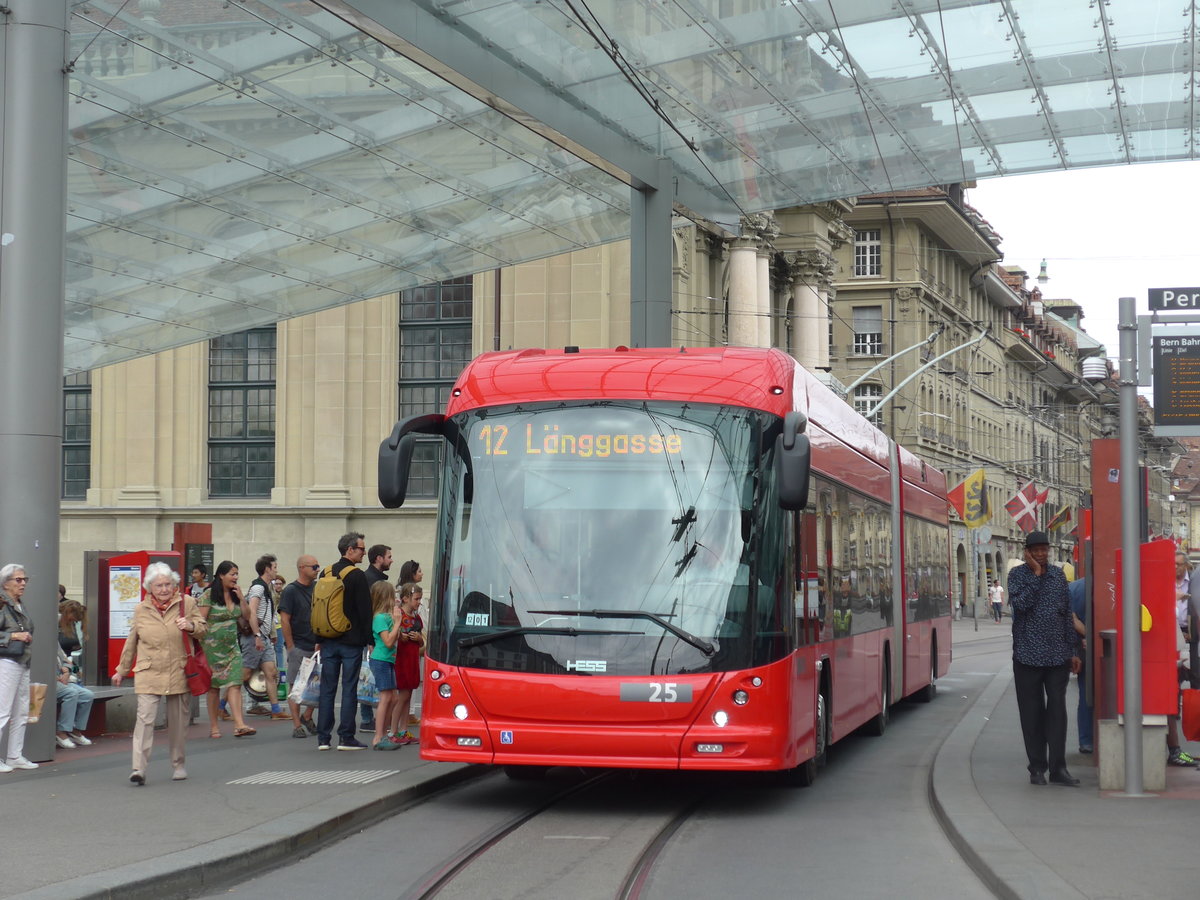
left=402, top=770, right=707, bottom=900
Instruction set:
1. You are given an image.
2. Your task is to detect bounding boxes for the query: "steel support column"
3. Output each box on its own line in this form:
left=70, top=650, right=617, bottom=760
left=630, top=158, right=673, bottom=348
left=0, top=0, right=70, bottom=763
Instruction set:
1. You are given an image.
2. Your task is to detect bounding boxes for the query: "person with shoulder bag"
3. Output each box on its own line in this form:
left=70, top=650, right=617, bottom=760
left=0, top=563, right=37, bottom=772
left=112, top=562, right=207, bottom=785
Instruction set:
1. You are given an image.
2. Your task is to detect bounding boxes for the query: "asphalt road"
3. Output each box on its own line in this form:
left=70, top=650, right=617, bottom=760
left=204, top=636, right=1011, bottom=900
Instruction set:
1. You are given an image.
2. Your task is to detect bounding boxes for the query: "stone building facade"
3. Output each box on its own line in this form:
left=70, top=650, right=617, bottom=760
left=62, top=185, right=1168, bottom=612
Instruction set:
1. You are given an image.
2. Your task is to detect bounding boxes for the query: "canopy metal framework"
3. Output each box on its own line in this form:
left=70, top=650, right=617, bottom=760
left=63, top=0, right=1200, bottom=370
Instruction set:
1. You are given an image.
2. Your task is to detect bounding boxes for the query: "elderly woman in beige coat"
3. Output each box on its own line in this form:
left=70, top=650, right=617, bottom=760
left=112, top=562, right=206, bottom=785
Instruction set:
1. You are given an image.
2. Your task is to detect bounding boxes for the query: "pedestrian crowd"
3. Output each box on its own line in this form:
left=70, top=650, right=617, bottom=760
left=0, top=532, right=427, bottom=786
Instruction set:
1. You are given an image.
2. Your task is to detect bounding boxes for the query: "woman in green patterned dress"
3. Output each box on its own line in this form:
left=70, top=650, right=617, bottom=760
left=197, top=560, right=255, bottom=738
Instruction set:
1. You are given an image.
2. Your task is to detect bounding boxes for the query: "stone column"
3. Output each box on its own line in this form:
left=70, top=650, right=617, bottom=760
left=786, top=252, right=822, bottom=369
left=727, top=236, right=759, bottom=348
left=814, top=252, right=835, bottom=370
left=756, top=247, right=772, bottom=348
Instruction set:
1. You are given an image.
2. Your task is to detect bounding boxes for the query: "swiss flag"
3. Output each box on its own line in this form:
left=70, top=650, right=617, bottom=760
left=1005, top=481, right=1048, bottom=532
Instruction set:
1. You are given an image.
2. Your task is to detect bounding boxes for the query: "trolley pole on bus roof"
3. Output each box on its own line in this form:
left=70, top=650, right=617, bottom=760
left=1117, top=296, right=1145, bottom=796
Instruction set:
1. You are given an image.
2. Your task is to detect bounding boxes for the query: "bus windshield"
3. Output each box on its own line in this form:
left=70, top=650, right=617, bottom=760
left=431, top=401, right=780, bottom=675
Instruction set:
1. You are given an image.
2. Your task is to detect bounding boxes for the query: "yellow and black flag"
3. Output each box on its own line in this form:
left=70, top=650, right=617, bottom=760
left=948, top=469, right=991, bottom=528
left=1047, top=505, right=1072, bottom=532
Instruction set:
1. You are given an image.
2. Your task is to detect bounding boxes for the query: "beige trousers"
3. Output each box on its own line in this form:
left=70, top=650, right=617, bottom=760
left=132, top=692, right=189, bottom=775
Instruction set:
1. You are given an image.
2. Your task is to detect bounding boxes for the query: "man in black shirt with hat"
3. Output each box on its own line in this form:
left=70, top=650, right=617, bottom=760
left=1008, top=530, right=1082, bottom=786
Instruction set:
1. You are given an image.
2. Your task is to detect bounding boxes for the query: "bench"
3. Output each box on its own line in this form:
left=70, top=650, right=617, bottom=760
left=52, top=684, right=136, bottom=736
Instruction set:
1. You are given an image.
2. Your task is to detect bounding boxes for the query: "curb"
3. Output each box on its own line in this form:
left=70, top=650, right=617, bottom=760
left=928, top=669, right=1086, bottom=900
left=11, top=763, right=489, bottom=900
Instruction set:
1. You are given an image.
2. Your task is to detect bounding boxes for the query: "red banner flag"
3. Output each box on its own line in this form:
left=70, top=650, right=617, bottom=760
left=1005, top=481, right=1046, bottom=532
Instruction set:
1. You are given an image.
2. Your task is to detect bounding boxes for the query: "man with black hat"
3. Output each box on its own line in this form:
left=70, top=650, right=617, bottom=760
left=1008, top=531, right=1082, bottom=786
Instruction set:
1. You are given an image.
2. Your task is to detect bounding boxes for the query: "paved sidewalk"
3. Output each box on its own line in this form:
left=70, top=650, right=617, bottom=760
left=937, top=617, right=1200, bottom=900
left=4, top=621, right=1198, bottom=900
left=2, top=716, right=478, bottom=900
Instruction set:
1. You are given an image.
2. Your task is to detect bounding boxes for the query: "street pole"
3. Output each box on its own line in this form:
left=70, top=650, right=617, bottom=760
left=0, top=0, right=70, bottom=764
left=1118, top=296, right=1144, bottom=795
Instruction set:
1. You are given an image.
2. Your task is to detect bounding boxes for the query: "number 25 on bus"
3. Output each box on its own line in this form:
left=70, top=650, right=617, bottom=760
left=378, top=346, right=951, bottom=785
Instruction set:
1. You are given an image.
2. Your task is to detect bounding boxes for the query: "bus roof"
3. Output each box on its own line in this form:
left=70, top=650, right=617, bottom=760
left=447, top=346, right=797, bottom=416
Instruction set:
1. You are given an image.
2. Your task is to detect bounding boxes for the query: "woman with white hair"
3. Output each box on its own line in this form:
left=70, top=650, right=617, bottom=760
left=112, top=562, right=206, bottom=785
left=0, top=563, right=38, bottom=772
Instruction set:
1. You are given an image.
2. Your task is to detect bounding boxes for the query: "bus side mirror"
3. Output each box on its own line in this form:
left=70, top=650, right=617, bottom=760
left=776, top=410, right=811, bottom=511
left=378, top=414, right=447, bottom=508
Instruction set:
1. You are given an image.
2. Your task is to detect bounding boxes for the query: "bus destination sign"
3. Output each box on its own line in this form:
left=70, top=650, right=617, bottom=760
left=1149, top=287, right=1200, bottom=310
left=1152, top=332, right=1200, bottom=434
left=476, top=422, right=684, bottom=458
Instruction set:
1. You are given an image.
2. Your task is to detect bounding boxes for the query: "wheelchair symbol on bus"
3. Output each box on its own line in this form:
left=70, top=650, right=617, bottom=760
left=500, top=730, right=513, bottom=744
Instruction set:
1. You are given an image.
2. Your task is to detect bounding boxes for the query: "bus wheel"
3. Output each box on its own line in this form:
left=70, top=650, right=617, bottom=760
left=784, top=692, right=826, bottom=788
left=914, top=649, right=937, bottom=703
left=504, top=765, right=549, bottom=781
left=864, top=666, right=890, bottom=736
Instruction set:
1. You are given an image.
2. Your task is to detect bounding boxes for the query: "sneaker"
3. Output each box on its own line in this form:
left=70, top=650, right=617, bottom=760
left=0, top=761, right=12, bottom=773
left=172, top=767, right=188, bottom=781
left=395, top=731, right=418, bottom=745
left=373, top=739, right=401, bottom=751
left=8, top=757, right=38, bottom=770
left=270, top=711, right=291, bottom=720
left=70, top=733, right=92, bottom=746
left=317, top=742, right=332, bottom=751
left=337, top=737, right=367, bottom=751
left=55, top=734, right=76, bottom=749
left=1168, top=748, right=1198, bottom=767
left=129, top=771, right=145, bottom=785
left=292, top=726, right=309, bottom=739
left=302, top=717, right=317, bottom=735
left=360, top=722, right=375, bottom=733
left=247, top=705, right=271, bottom=717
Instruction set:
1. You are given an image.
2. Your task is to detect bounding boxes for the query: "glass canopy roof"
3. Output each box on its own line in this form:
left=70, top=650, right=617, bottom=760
left=65, top=0, right=1200, bottom=371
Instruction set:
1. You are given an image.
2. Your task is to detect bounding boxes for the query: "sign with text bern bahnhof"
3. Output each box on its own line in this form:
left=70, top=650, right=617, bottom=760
left=1152, top=325, right=1200, bottom=435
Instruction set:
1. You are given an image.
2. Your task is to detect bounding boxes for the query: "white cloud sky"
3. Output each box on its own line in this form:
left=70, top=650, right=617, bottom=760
left=964, top=160, right=1200, bottom=359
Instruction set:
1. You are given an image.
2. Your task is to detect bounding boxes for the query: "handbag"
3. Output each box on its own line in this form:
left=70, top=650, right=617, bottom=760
left=357, top=651, right=379, bottom=706
left=288, top=651, right=318, bottom=706
left=1183, top=688, right=1200, bottom=743
left=182, top=631, right=213, bottom=697
left=0, top=604, right=28, bottom=657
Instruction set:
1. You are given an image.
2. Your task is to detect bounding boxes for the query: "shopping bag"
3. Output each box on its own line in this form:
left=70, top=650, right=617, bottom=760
left=289, top=652, right=318, bottom=706
left=28, top=682, right=47, bottom=723
left=299, top=652, right=321, bottom=707
left=1183, top=688, right=1200, bottom=743
left=356, top=654, right=379, bottom=706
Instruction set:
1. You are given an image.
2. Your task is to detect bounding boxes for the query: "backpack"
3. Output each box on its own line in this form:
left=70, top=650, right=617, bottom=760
left=311, top=563, right=353, bottom=639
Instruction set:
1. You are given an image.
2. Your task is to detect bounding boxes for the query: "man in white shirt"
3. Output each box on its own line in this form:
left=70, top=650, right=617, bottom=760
left=989, top=580, right=1005, bottom=623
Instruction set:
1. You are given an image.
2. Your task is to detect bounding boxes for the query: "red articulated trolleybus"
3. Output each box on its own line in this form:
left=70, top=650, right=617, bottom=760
left=378, top=346, right=951, bottom=784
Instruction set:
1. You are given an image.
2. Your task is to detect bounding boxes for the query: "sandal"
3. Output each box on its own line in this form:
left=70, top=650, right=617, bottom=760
left=209, top=730, right=222, bottom=739
left=234, top=726, right=256, bottom=737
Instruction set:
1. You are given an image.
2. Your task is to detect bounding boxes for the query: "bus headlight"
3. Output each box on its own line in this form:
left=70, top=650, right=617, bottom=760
left=430, top=669, right=443, bottom=680
left=453, top=704, right=469, bottom=720
left=712, top=710, right=729, bottom=727
left=732, top=690, right=749, bottom=706
left=438, top=683, right=452, bottom=699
